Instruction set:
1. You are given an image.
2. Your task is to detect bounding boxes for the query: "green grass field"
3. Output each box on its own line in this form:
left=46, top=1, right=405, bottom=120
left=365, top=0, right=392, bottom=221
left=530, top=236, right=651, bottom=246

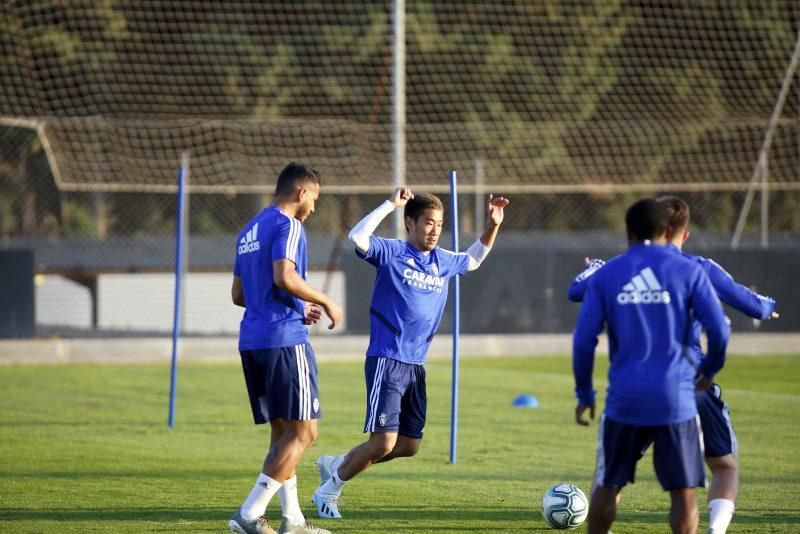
left=1, top=354, right=799, bottom=533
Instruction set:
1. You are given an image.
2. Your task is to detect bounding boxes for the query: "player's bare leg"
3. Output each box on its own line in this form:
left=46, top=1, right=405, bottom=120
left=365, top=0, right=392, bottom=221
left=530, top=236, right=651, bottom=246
left=587, top=485, right=620, bottom=534
left=233, top=419, right=318, bottom=533
left=313, top=432, right=399, bottom=519
left=669, top=488, right=699, bottom=534
left=373, top=435, right=420, bottom=464
left=269, top=419, right=296, bottom=479
left=263, top=419, right=318, bottom=480
left=265, top=420, right=326, bottom=532
left=706, top=453, right=738, bottom=533
left=335, top=431, right=398, bottom=479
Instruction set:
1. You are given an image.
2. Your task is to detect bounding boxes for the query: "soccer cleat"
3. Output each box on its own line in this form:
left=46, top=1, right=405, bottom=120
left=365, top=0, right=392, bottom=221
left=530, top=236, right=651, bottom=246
left=228, top=507, right=277, bottom=534
left=278, top=518, right=331, bottom=534
left=315, top=455, right=339, bottom=485
left=312, top=490, right=342, bottom=519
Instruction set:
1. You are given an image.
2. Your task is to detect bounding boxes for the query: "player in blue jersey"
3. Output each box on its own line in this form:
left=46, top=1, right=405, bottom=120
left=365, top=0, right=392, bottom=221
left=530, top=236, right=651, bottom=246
left=229, top=162, right=342, bottom=534
left=311, top=187, right=509, bottom=519
left=660, top=196, right=777, bottom=533
left=573, top=198, right=730, bottom=534
left=568, top=196, right=778, bottom=534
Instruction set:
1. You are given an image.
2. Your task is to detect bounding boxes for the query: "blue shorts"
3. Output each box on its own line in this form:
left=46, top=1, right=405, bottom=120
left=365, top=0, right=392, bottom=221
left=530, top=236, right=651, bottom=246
left=239, top=343, right=321, bottom=424
left=697, top=384, right=738, bottom=458
left=363, top=356, right=426, bottom=439
left=595, top=414, right=706, bottom=491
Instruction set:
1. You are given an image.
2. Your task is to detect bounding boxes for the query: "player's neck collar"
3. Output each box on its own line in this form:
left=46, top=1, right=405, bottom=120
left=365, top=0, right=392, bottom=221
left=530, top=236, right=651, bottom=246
left=405, top=241, right=432, bottom=256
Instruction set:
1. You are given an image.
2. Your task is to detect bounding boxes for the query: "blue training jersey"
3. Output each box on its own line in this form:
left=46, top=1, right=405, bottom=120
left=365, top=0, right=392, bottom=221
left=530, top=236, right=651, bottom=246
left=669, top=245, right=776, bottom=364
left=568, top=246, right=776, bottom=365
left=573, top=243, right=729, bottom=425
left=357, top=235, right=471, bottom=364
left=233, top=206, right=309, bottom=350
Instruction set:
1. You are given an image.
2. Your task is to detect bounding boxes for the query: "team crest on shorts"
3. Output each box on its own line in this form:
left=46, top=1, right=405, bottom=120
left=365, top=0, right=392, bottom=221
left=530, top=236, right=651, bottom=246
left=379, top=412, right=387, bottom=426
left=313, top=398, right=320, bottom=413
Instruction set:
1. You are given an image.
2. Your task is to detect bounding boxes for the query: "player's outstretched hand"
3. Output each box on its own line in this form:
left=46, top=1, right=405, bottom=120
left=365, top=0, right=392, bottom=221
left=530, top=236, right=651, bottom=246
left=764, top=296, right=779, bottom=320
left=304, top=303, right=322, bottom=325
left=390, top=187, right=414, bottom=208
left=323, top=300, right=344, bottom=330
left=487, top=194, right=510, bottom=226
left=575, top=402, right=595, bottom=426
left=584, top=257, right=606, bottom=268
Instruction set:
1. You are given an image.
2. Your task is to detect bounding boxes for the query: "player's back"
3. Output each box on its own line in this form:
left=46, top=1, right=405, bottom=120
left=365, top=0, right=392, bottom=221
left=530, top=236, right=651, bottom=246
left=578, top=243, right=726, bottom=425
left=234, top=206, right=308, bottom=350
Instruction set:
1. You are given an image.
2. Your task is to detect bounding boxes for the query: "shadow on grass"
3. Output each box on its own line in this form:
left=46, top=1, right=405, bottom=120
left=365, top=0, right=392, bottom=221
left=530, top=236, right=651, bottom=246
left=0, top=469, right=252, bottom=480
left=0, top=507, right=231, bottom=522
left=2, top=505, right=798, bottom=532
left=615, top=509, right=800, bottom=526
left=0, top=419, right=243, bottom=428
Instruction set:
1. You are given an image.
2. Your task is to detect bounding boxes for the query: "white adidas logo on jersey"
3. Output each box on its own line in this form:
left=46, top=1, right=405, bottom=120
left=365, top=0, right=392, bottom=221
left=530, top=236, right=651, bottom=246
left=616, top=267, right=671, bottom=305
left=238, top=222, right=260, bottom=254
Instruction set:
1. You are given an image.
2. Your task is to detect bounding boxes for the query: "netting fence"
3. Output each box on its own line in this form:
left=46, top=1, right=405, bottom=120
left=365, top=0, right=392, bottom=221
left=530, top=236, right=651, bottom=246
left=2, top=0, right=800, bottom=277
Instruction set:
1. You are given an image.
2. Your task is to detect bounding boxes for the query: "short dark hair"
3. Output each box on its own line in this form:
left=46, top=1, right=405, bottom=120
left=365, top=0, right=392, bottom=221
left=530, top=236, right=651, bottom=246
left=274, top=162, right=320, bottom=197
left=404, top=193, right=444, bottom=229
left=625, top=198, right=669, bottom=242
left=657, top=195, right=691, bottom=232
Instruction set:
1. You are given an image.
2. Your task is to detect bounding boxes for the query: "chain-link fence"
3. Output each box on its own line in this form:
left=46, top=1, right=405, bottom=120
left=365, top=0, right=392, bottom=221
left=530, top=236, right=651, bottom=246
left=1, top=1, right=799, bottom=334
left=4, top=186, right=798, bottom=273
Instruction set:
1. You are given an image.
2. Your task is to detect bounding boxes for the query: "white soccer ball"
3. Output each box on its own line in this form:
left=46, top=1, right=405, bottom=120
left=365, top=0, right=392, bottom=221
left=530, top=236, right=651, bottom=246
left=541, top=483, right=588, bottom=529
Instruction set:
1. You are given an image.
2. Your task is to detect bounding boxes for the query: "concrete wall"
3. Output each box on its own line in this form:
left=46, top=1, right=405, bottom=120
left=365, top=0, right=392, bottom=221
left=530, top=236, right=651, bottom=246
left=343, top=245, right=799, bottom=334
left=35, top=271, right=345, bottom=335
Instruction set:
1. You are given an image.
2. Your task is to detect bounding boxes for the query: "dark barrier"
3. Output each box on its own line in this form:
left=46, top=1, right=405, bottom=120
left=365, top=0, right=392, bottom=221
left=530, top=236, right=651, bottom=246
left=0, top=249, right=35, bottom=338
left=343, top=244, right=799, bottom=334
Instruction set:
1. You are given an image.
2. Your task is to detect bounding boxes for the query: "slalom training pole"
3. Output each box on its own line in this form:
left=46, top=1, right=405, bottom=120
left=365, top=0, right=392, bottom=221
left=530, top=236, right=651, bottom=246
left=449, top=169, right=460, bottom=463
left=168, top=154, right=188, bottom=428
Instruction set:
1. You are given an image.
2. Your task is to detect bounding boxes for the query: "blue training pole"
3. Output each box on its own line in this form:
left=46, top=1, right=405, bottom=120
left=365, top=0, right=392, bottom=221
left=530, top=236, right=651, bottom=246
left=168, top=156, right=188, bottom=428
left=449, top=170, right=460, bottom=463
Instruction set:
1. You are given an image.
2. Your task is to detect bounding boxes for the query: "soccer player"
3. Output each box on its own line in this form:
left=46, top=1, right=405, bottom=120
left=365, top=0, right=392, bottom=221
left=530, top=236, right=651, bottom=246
left=568, top=196, right=778, bottom=534
left=229, top=162, right=342, bottom=534
left=311, top=187, right=509, bottom=520
left=573, top=198, right=730, bottom=534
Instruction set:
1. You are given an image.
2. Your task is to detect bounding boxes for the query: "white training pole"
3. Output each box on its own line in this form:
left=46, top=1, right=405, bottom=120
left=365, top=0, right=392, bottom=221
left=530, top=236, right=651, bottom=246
left=474, top=158, right=485, bottom=236
left=392, top=0, right=406, bottom=239
left=732, top=32, right=800, bottom=248
left=449, top=170, right=460, bottom=464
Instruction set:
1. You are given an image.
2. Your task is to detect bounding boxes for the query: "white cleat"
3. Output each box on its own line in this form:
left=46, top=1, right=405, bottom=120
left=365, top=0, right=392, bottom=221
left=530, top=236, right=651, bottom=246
left=278, top=517, right=331, bottom=534
left=312, top=490, right=342, bottom=519
left=315, top=455, right=340, bottom=485
left=228, top=508, right=277, bottom=534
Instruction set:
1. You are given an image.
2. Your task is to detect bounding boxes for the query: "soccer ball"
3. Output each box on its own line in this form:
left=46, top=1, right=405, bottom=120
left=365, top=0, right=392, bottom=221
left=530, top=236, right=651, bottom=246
left=541, top=483, right=588, bottom=529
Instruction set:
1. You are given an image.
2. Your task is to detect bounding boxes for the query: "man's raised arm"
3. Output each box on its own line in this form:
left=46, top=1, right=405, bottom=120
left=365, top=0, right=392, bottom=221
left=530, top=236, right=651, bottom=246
left=465, top=194, right=509, bottom=271
left=348, top=187, right=413, bottom=253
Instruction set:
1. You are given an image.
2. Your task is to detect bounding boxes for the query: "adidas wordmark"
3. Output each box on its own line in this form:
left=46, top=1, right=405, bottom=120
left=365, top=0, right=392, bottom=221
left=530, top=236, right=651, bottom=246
left=238, top=222, right=260, bottom=254
left=616, top=267, right=671, bottom=305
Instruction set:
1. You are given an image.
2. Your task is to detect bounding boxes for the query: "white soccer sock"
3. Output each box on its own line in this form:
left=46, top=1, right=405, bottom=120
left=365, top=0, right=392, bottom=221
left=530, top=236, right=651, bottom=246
left=330, top=454, right=345, bottom=475
left=277, top=475, right=305, bottom=525
left=318, top=469, right=348, bottom=496
left=241, top=473, right=282, bottom=521
left=708, top=498, right=735, bottom=533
